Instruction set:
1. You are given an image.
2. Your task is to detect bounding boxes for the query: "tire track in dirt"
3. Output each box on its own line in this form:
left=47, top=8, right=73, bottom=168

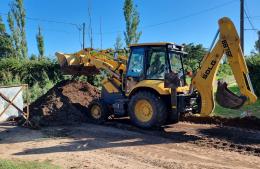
left=103, top=120, right=260, bottom=157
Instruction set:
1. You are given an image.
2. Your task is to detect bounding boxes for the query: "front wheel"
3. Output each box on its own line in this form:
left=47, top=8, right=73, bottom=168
left=128, top=91, right=167, bottom=128
left=87, top=99, right=108, bottom=124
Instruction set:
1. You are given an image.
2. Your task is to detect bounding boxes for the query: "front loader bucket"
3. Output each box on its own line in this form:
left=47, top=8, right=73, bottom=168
left=60, top=65, right=100, bottom=76
left=56, top=52, right=99, bottom=76
left=216, top=81, right=247, bottom=109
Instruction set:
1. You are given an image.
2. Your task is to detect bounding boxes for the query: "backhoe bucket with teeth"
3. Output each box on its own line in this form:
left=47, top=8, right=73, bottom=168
left=216, top=81, right=247, bottom=109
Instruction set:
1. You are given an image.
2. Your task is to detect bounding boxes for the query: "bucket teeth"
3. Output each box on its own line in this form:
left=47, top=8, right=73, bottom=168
left=216, top=81, right=246, bottom=109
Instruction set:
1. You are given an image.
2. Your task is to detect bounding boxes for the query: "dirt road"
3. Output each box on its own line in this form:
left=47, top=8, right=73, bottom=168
left=0, top=121, right=259, bottom=169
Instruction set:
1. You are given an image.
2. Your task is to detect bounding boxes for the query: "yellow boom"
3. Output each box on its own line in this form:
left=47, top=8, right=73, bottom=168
left=56, top=48, right=127, bottom=80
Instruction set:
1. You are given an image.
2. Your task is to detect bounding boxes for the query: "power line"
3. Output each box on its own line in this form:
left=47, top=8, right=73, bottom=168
left=86, top=0, right=239, bottom=36
left=2, top=0, right=238, bottom=36
left=244, top=10, right=257, bottom=31
left=42, top=28, right=72, bottom=34
left=141, top=0, right=238, bottom=29
left=0, top=11, right=81, bottom=28
left=0, top=11, right=84, bottom=47
left=244, top=1, right=258, bottom=32
left=247, top=16, right=260, bottom=19
left=244, top=28, right=258, bottom=31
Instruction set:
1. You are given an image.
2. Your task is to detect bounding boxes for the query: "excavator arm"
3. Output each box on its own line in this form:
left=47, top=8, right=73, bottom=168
left=56, top=48, right=127, bottom=80
left=192, top=17, right=257, bottom=116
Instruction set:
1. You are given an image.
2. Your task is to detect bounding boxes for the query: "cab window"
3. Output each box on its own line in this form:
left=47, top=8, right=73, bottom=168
left=146, top=47, right=167, bottom=79
left=169, top=52, right=183, bottom=73
left=127, top=48, right=145, bottom=77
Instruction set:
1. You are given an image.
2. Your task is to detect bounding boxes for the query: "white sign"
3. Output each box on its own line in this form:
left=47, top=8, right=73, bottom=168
left=0, top=86, right=24, bottom=122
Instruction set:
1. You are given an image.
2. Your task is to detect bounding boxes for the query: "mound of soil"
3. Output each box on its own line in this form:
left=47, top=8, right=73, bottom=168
left=29, top=80, right=100, bottom=127
left=181, top=114, right=260, bottom=130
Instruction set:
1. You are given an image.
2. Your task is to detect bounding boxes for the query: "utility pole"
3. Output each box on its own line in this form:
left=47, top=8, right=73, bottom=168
left=88, top=0, right=93, bottom=48
left=258, top=31, right=260, bottom=54
left=240, top=0, right=244, bottom=53
left=100, top=17, right=103, bottom=50
left=83, top=23, right=85, bottom=49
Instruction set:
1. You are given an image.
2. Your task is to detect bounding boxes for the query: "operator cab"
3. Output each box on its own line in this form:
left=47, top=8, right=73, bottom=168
left=126, top=42, right=187, bottom=92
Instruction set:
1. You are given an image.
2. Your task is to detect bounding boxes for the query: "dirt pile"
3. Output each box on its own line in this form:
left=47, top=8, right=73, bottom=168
left=181, top=114, right=260, bottom=130
left=29, top=80, right=100, bottom=127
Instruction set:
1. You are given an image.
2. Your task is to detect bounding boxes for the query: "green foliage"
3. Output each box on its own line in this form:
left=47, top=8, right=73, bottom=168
left=246, top=54, right=260, bottom=96
left=217, top=63, right=232, bottom=78
left=183, top=43, right=233, bottom=78
left=114, top=34, right=123, bottom=50
left=30, top=54, right=37, bottom=60
left=0, top=16, right=14, bottom=58
left=36, top=26, right=45, bottom=59
left=0, top=159, right=59, bottom=169
left=255, top=31, right=260, bottom=54
left=0, top=16, right=5, bottom=33
left=0, top=57, right=64, bottom=102
left=0, top=71, right=21, bottom=85
left=123, top=0, right=142, bottom=46
left=183, top=43, right=207, bottom=72
left=8, top=0, right=28, bottom=58
left=7, top=12, right=21, bottom=58
left=74, top=73, right=105, bottom=90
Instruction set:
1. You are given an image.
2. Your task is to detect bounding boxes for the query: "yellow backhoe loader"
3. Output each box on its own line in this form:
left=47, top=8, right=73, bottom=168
left=56, top=17, right=257, bottom=128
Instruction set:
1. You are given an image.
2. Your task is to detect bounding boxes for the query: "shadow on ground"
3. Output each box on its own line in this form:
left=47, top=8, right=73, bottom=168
left=1, top=118, right=259, bottom=156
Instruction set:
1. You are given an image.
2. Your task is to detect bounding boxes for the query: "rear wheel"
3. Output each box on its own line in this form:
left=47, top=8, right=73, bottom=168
left=87, top=99, right=108, bottom=124
left=128, top=91, right=167, bottom=128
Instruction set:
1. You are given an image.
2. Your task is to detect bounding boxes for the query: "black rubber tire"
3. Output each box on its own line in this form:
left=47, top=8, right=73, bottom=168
left=128, top=91, right=168, bottom=129
left=87, top=99, right=108, bottom=124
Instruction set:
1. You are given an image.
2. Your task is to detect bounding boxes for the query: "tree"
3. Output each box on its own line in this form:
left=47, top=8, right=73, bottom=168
left=123, top=0, right=142, bottom=46
left=8, top=0, right=28, bottom=58
left=0, top=16, right=13, bottom=58
left=0, top=16, right=5, bottom=33
left=183, top=43, right=207, bottom=72
left=255, top=31, right=260, bottom=54
left=30, top=54, right=37, bottom=60
left=7, top=12, right=21, bottom=58
left=36, top=26, right=45, bottom=59
left=114, top=34, right=123, bottom=50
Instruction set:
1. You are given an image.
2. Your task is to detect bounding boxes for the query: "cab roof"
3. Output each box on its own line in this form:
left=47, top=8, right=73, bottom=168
left=129, top=42, right=186, bottom=53
left=129, top=42, right=175, bottom=47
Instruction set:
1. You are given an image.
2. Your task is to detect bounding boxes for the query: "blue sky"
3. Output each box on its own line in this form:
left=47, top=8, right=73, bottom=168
left=0, top=0, right=259, bottom=58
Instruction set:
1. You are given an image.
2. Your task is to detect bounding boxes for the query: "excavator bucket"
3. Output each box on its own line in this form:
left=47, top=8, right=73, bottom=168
left=56, top=52, right=99, bottom=76
left=215, top=81, right=247, bottom=109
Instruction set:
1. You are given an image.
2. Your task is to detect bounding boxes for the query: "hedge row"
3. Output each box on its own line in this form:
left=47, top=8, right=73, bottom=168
left=247, top=55, right=260, bottom=97
left=0, top=57, right=63, bottom=87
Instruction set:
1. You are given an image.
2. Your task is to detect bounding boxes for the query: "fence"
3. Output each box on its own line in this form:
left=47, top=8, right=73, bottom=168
left=0, top=84, right=29, bottom=125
